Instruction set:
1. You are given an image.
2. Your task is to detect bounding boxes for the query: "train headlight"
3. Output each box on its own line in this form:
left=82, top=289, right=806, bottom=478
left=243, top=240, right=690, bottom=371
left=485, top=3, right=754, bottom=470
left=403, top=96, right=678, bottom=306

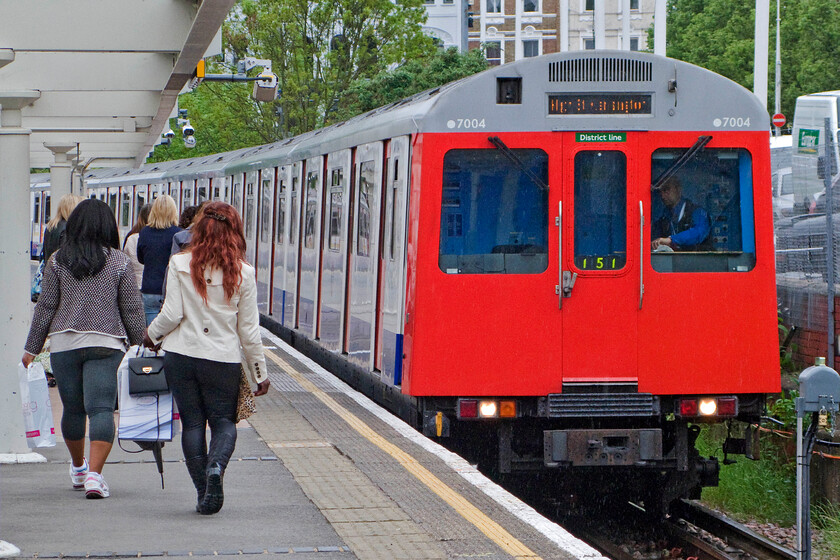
left=479, top=400, right=498, bottom=418
left=699, top=398, right=717, bottom=416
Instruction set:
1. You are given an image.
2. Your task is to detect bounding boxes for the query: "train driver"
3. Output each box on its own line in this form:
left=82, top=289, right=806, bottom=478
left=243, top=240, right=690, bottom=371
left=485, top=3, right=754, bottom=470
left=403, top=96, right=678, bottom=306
left=651, top=176, right=713, bottom=252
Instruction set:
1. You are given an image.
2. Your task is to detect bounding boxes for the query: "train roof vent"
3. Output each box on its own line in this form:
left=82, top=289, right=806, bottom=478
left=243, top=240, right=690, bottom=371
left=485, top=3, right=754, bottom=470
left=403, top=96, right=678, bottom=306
left=548, top=57, right=652, bottom=83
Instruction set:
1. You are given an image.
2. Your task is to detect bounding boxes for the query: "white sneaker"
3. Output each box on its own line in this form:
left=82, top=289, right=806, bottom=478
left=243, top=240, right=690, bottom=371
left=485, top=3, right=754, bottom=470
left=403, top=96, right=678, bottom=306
left=70, top=458, right=88, bottom=489
left=84, top=472, right=110, bottom=499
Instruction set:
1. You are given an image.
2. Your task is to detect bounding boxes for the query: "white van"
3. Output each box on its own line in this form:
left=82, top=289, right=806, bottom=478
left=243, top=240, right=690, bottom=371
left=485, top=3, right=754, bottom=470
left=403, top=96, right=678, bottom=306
left=791, top=91, right=840, bottom=210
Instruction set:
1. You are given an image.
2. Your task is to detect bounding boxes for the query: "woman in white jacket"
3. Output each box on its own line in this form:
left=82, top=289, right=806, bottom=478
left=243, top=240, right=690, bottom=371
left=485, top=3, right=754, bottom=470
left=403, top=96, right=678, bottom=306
left=144, top=202, right=270, bottom=515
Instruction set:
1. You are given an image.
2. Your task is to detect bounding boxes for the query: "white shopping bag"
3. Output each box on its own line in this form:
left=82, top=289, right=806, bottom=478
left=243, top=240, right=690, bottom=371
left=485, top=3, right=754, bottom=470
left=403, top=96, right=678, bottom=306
left=117, top=346, right=178, bottom=442
left=17, top=362, right=56, bottom=448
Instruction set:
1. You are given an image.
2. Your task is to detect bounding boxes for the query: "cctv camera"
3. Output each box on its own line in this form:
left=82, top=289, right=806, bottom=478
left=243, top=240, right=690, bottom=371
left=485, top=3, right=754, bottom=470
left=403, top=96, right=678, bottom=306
left=182, top=123, right=195, bottom=137
left=163, top=129, right=175, bottom=139
left=160, top=137, right=171, bottom=146
left=184, top=135, right=197, bottom=149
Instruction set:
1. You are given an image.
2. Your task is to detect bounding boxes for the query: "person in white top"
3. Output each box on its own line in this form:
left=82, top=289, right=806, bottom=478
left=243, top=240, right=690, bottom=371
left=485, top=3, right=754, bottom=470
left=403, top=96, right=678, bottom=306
left=144, top=202, right=270, bottom=515
left=122, top=203, right=151, bottom=289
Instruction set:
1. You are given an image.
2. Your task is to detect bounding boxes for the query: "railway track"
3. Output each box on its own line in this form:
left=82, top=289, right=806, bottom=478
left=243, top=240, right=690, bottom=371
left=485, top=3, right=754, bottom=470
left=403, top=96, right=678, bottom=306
left=559, top=499, right=797, bottom=560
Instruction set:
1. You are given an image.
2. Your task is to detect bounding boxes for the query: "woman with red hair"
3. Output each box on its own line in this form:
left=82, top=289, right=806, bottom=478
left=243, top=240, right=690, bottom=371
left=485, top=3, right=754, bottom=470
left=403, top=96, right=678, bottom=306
left=144, top=202, right=270, bottom=514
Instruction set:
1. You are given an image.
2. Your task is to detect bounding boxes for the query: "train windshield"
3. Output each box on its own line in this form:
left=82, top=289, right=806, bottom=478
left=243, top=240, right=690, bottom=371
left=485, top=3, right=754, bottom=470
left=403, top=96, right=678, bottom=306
left=650, top=148, right=755, bottom=273
left=439, top=148, right=548, bottom=274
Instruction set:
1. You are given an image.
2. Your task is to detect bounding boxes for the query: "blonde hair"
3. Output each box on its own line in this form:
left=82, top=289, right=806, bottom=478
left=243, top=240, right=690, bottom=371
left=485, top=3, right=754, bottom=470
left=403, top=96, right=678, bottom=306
left=47, top=194, right=84, bottom=230
left=147, top=194, right=179, bottom=229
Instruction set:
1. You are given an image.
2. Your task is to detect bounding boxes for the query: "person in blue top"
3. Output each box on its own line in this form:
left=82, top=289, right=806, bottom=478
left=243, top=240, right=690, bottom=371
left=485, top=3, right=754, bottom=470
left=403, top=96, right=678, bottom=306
left=137, top=195, right=182, bottom=325
left=651, top=176, right=713, bottom=252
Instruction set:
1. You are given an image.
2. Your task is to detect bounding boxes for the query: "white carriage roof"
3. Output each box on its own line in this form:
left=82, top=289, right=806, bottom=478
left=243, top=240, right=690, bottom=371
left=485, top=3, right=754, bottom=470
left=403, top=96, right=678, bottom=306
left=0, top=0, right=235, bottom=169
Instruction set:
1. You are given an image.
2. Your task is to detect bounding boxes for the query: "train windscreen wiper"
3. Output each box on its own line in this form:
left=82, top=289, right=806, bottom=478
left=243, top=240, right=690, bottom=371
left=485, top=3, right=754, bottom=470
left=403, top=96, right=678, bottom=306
left=487, top=136, right=548, bottom=191
left=650, top=135, right=712, bottom=191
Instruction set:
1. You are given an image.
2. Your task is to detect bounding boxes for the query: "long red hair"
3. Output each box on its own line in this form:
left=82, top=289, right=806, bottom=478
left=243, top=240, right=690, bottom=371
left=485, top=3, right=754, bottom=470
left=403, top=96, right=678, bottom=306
left=188, top=202, right=246, bottom=303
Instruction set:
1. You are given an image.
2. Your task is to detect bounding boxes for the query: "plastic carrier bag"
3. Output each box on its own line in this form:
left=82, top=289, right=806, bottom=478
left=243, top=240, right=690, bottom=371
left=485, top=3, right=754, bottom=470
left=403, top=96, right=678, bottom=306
left=17, top=362, right=56, bottom=448
left=117, top=346, right=178, bottom=442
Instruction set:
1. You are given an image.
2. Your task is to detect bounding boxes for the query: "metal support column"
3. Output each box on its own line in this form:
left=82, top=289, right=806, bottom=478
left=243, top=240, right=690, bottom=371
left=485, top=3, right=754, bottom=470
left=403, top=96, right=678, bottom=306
left=45, top=143, right=76, bottom=199
left=0, top=91, right=41, bottom=456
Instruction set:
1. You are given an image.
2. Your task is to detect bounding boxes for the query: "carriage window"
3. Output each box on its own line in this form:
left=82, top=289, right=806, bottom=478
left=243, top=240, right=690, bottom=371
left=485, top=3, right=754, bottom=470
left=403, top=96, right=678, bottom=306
left=121, top=192, right=131, bottom=227
left=45, top=195, right=51, bottom=222
left=245, top=182, right=255, bottom=239
left=574, top=151, right=626, bottom=271
left=304, top=171, right=319, bottom=249
left=33, top=197, right=40, bottom=223
left=290, top=176, right=299, bottom=245
left=357, top=161, right=375, bottom=257
left=650, top=148, right=755, bottom=273
left=327, top=167, right=344, bottom=252
left=389, top=158, right=400, bottom=261
left=260, top=178, right=273, bottom=244
left=108, top=193, right=117, bottom=214
left=439, top=148, right=548, bottom=274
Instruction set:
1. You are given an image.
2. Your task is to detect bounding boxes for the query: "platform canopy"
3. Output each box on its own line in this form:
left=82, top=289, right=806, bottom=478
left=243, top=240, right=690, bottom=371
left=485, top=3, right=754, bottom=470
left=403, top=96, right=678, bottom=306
left=0, top=0, right=235, bottom=169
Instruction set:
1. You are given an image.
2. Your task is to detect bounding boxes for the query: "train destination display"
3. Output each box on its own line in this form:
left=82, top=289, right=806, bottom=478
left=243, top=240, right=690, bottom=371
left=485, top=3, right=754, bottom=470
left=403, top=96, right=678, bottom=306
left=548, top=93, right=652, bottom=115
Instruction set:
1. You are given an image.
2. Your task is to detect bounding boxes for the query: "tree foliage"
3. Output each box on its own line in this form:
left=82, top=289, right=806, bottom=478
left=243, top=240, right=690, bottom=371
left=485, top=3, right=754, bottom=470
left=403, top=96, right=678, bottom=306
left=661, top=0, right=840, bottom=124
left=148, top=0, right=490, bottom=163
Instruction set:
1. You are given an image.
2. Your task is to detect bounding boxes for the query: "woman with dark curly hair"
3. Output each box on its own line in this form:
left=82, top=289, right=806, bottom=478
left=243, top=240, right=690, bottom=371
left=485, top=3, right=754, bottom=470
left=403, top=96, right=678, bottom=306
left=144, top=202, right=270, bottom=514
left=22, top=199, right=145, bottom=499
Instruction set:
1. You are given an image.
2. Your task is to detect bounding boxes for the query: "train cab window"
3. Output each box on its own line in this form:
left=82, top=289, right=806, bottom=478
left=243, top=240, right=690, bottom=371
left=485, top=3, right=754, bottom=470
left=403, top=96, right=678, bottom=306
left=574, top=151, right=627, bottom=271
left=650, top=148, right=755, bottom=273
left=439, top=148, right=548, bottom=274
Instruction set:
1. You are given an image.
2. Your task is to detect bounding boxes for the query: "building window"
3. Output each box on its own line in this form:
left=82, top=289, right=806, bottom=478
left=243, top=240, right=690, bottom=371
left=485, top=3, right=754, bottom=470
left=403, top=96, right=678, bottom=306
left=631, top=0, right=639, bottom=9
left=487, top=0, right=501, bottom=13
left=585, top=0, right=594, bottom=10
left=584, top=38, right=595, bottom=50
left=523, top=0, right=538, bottom=12
left=486, top=41, right=502, bottom=65
left=630, top=37, right=639, bottom=51
left=443, top=0, right=454, bottom=4
left=523, top=40, right=539, bottom=57
left=424, top=0, right=435, bottom=4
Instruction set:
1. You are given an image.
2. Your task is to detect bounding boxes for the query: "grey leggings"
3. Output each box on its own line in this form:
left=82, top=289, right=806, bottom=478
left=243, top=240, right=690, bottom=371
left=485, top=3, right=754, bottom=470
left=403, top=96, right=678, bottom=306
left=50, top=347, right=124, bottom=443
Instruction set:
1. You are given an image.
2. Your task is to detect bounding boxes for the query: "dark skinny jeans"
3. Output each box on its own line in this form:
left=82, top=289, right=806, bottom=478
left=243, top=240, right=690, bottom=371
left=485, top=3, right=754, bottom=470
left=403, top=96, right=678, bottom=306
left=163, top=351, right=239, bottom=466
left=50, top=347, right=124, bottom=443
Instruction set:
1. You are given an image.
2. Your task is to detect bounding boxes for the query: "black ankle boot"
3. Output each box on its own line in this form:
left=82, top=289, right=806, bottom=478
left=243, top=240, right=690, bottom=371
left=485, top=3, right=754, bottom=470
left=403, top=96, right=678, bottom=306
left=199, top=462, right=224, bottom=515
left=184, top=455, right=207, bottom=512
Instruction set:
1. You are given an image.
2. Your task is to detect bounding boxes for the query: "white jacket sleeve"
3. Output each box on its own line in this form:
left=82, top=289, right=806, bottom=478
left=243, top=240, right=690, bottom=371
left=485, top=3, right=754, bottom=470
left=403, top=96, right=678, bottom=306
left=147, top=258, right=184, bottom=344
left=237, top=270, right=267, bottom=384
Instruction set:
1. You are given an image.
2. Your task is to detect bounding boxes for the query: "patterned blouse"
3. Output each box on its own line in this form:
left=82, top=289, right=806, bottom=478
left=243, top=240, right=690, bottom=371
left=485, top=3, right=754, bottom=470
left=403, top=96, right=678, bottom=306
left=25, top=249, right=146, bottom=355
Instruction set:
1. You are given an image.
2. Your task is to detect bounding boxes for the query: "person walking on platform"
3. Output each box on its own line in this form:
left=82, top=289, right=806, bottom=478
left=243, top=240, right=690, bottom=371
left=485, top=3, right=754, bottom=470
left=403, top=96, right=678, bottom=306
left=144, top=201, right=270, bottom=515
left=137, top=195, right=182, bottom=325
left=123, top=203, right=152, bottom=289
left=42, top=194, right=84, bottom=264
left=22, top=199, right=146, bottom=499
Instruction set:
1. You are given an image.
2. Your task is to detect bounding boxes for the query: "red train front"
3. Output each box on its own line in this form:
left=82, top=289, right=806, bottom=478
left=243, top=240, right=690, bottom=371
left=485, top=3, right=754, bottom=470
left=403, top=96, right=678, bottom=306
left=399, top=52, right=779, bottom=513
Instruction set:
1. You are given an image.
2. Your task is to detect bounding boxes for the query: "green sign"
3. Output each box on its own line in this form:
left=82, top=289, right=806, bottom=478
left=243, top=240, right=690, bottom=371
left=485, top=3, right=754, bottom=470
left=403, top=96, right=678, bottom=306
left=798, top=128, right=820, bottom=154
left=575, top=132, right=626, bottom=143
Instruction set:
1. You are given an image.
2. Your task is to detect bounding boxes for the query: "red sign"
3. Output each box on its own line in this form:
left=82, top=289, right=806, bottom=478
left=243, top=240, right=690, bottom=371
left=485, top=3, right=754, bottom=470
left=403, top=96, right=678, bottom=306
left=772, top=113, right=786, bottom=127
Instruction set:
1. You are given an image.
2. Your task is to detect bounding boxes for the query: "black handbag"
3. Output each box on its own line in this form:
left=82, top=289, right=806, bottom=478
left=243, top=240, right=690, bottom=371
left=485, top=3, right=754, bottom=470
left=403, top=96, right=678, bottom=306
left=127, top=356, right=168, bottom=395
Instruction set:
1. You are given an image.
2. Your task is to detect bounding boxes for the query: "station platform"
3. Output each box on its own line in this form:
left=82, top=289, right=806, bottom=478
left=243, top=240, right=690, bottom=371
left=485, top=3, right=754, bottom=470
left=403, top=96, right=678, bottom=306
left=0, top=329, right=605, bottom=560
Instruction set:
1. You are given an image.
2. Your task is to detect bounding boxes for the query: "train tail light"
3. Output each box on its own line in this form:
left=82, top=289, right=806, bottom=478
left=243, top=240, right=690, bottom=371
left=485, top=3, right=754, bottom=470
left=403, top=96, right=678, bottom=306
left=499, top=400, right=517, bottom=418
left=677, top=396, right=738, bottom=418
left=459, top=399, right=478, bottom=419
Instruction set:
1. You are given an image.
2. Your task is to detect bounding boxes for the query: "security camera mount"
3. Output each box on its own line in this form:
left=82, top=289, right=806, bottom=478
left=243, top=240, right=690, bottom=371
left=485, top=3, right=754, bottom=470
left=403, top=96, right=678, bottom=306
left=196, top=57, right=280, bottom=102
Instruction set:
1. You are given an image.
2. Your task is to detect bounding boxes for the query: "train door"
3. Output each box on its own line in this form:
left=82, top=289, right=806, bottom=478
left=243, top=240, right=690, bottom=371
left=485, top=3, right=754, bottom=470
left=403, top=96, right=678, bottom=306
left=285, top=162, right=304, bottom=328
left=243, top=171, right=258, bottom=266
left=561, top=138, right=639, bottom=383
left=638, top=136, right=769, bottom=394
left=319, top=150, right=352, bottom=353
left=377, top=136, right=410, bottom=385
left=256, top=168, right=276, bottom=315
left=298, top=157, right=324, bottom=338
left=347, top=142, right=383, bottom=370
left=272, top=165, right=291, bottom=322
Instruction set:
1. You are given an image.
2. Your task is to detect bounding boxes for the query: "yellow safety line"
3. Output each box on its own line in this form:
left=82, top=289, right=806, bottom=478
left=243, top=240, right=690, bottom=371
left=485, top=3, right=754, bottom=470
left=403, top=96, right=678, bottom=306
left=264, top=348, right=543, bottom=560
